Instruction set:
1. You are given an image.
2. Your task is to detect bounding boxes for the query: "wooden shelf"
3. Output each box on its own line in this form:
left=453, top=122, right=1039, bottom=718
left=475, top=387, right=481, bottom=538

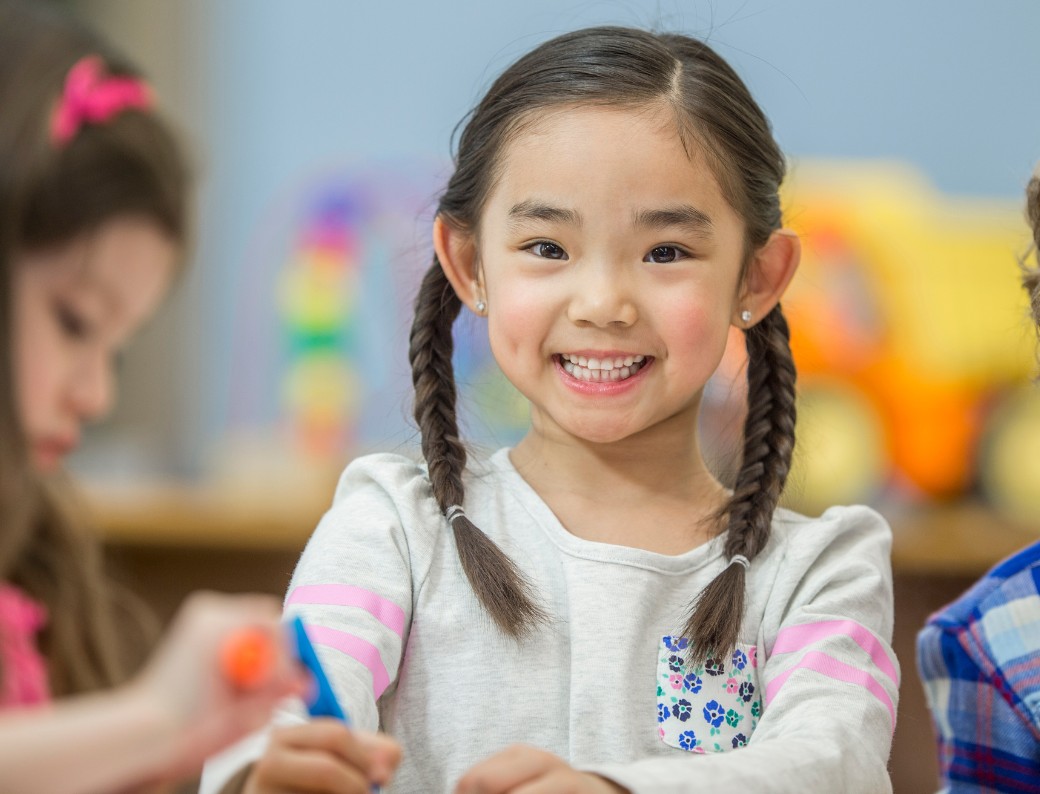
left=83, top=479, right=333, bottom=551
left=84, top=481, right=1040, bottom=576
left=887, top=501, right=1040, bottom=576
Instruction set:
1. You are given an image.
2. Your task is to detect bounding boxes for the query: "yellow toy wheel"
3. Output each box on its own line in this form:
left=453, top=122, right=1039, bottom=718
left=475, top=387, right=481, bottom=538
left=783, top=382, right=888, bottom=515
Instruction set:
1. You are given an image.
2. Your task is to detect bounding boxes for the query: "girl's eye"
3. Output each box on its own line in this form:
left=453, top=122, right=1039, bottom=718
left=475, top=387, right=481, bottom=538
left=645, top=245, right=685, bottom=264
left=55, top=304, right=89, bottom=339
left=527, top=241, right=567, bottom=260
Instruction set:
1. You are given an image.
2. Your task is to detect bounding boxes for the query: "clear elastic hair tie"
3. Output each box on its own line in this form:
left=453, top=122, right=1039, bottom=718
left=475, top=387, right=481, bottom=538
left=727, top=554, right=751, bottom=571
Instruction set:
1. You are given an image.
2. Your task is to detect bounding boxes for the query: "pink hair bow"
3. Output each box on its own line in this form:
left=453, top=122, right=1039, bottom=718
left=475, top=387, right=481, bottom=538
left=50, top=55, right=154, bottom=146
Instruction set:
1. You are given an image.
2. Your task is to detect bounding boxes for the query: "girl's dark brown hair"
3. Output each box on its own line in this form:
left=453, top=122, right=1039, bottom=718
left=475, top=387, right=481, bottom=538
left=0, top=0, right=188, bottom=694
left=409, top=26, right=795, bottom=657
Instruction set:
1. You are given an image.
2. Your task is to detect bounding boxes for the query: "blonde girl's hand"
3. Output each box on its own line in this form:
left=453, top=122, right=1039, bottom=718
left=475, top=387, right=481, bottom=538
left=455, top=746, right=629, bottom=794
left=128, top=591, right=307, bottom=780
left=243, top=720, right=402, bottom=793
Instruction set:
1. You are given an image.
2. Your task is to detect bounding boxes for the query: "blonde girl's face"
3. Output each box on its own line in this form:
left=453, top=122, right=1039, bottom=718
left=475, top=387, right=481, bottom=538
left=473, top=104, right=752, bottom=448
left=13, top=217, right=176, bottom=473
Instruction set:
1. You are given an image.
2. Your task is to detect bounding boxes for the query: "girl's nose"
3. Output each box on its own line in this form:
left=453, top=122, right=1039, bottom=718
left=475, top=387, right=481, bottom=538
left=565, top=262, right=638, bottom=328
left=69, top=353, right=114, bottom=421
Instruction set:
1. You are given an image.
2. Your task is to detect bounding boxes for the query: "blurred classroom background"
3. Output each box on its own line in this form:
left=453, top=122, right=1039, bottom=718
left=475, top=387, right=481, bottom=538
left=62, top=1, right=1040, bottom=791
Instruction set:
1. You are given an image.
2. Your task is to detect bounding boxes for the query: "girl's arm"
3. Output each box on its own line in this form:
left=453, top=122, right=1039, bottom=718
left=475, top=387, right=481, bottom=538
left=201, top=455, right=426, bottom=793
left=918, top=569, right=1040, bottom=791
left=0, top=592, right=302, bottom=794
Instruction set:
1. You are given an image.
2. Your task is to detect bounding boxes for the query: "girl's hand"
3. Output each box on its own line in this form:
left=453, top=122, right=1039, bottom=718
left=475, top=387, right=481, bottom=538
left=243, top=721, right=402, bottom=794
left=128, top=591, right=307, bottom=780
left=456, top=745, right=628, bottom=794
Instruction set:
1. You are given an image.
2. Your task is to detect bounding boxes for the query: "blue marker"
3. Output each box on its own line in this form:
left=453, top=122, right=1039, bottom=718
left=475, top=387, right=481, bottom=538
left=290, top=615, right=348, bottom=721
left=290, top=616, right=380, bottom=792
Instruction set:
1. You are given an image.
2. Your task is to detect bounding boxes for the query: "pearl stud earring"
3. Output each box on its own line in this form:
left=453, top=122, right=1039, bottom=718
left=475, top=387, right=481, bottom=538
left=475, top=299, right=487, bottom=315
left=740, top=309, right=752, bottom=324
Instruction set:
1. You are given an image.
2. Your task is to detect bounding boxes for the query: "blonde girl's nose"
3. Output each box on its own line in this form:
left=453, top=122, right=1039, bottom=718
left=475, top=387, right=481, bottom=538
left=69, top=351, right=115, bottom=421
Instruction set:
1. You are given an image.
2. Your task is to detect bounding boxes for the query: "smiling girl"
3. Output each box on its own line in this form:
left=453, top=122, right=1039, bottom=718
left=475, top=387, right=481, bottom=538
left=205, top=26, right=899, bottom=794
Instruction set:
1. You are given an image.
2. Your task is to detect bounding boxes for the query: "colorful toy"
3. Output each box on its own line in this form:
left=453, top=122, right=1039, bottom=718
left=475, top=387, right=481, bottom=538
left=278, top=187, right=364, bottom=463
left=765, top=161, right=1034, bottom=515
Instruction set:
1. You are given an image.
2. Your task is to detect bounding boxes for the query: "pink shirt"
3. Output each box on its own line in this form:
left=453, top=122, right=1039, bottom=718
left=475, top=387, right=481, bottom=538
left=0, top=583, right=50, bottom=707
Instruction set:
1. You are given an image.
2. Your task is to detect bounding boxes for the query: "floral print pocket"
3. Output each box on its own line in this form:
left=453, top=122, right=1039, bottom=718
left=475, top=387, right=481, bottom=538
left=656, top=636, right=762, bottom=753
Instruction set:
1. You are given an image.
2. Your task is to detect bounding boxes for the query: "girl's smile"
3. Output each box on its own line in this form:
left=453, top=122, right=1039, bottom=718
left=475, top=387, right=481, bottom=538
left=555, top=352, right=652, bottom=394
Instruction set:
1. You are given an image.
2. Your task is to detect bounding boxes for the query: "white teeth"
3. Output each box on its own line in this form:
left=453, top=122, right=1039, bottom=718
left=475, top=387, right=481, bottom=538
left=559, top=354, right=647, bottom=383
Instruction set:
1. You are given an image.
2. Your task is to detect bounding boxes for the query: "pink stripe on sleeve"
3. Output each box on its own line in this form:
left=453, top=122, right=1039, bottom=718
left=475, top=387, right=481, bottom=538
left=772, top=620, right=898, bottom=686
left=288, top=584, right=406, bottom=638
left=307, top=624, right=392, bottom=700
left=765, top=650, right=896, bottom=731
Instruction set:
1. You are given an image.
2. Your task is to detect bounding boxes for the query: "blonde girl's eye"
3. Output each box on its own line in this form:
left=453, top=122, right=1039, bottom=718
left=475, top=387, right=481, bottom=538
left=525, top=241, right=568, bottom=260
left=645, top=245, right=687, bottom=264
left=55, top=303, right=89, bottom=339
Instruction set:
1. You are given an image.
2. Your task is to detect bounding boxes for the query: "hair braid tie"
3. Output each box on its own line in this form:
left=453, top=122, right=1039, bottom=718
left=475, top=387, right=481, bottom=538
left=682, top=304, right=796, bottom=662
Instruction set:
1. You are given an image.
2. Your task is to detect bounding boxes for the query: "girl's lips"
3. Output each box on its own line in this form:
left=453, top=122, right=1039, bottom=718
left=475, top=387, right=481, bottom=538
left=33, top=437, right=77, bottom=470
left=554, top=354, right=653, bottom=394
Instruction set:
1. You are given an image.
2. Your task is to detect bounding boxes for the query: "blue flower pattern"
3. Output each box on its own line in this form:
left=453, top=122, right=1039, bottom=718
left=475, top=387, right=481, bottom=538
left=678, top=730, right=699, bottom=751
left=703, top=700, right=725, bottom=728
left=663, top=636, right=689, bottom=652
left=657, top=636, right=761, bottom=754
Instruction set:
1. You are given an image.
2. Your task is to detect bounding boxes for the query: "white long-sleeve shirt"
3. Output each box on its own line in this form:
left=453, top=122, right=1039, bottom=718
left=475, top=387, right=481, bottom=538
left=201, top=448, right=898, bottom=793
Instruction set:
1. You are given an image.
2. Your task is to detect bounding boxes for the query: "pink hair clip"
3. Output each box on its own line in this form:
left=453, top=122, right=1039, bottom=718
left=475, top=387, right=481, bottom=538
left=50, top=55, right=154, bottom=147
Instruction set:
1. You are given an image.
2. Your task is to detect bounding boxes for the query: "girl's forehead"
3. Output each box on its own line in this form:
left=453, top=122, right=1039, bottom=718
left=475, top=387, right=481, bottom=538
left=488, top=104, right=727, bottom=215
left=22, top=218, right=175, bottom=319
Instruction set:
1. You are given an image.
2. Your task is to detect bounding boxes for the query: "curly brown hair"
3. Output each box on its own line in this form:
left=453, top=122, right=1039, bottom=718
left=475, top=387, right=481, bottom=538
left=1024, top=174, right=1040, bottom=326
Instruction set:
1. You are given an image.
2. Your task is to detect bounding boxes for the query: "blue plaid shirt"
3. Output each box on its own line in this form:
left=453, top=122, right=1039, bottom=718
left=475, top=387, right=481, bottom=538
left=917, top=541, right=1040, bottom=792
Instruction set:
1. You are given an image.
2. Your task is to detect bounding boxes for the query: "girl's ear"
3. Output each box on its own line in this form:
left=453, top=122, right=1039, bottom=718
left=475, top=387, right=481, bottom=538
left=433, top=215, right=483, bottom=313
left=735, top=228, right=800, bottom=326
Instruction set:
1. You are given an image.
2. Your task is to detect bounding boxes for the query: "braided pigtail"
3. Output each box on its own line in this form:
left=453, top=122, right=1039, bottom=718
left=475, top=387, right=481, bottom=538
left=408, top=261, right=546, bottom=637
left=683, top=305, right=797, bottom=662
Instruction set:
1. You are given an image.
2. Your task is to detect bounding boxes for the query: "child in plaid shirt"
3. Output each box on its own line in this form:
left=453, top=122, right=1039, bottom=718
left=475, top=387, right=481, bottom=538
left=917, top=172, right=1040, bottom=792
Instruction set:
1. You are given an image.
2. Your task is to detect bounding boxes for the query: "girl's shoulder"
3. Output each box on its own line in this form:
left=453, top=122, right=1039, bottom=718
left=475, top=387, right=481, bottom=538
left=758, top=504, right=894, bottom=634
left=332, top=450, right=431, bottom=502
left=764, top=503, right=893, bottom=575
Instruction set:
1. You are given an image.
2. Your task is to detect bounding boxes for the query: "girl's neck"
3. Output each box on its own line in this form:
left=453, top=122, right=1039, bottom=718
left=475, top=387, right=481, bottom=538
left=510, top=420, right=729, bottom=555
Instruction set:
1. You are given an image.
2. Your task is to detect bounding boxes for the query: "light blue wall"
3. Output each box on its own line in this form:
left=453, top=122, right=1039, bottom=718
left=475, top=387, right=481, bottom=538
left=186, top=0, right=1040, bottom=467
left=204, top=0, right=1040, bottom=196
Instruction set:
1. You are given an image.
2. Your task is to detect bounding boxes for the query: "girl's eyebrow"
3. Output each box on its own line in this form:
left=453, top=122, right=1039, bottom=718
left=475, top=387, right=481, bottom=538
left=633, top=205, right=714, bottom=237
left=507, top=200, right=582, bottom=228
left=506, top=201, right=714, bottom=239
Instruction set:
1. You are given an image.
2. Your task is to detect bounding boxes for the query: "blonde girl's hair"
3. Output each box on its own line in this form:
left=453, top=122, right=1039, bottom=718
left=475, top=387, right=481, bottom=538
left=408, top=26, right=795, bottom=661
left=0, top=0, right=189, bottom=695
